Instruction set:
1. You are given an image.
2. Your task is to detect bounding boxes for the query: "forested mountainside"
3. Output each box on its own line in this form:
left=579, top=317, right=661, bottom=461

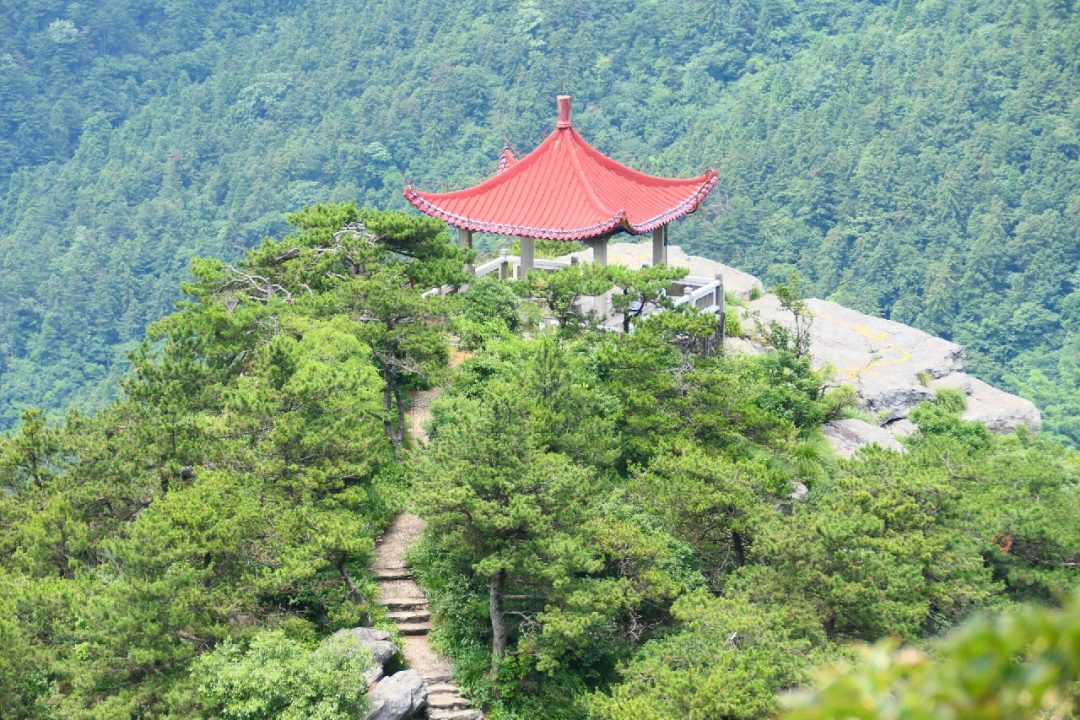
left=3, top=205, right=1078, bottom=719
left=2, top=0, right=1080, bottom=443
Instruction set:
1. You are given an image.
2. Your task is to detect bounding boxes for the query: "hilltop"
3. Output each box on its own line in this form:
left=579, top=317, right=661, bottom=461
left=3, top=206, right=1076, bottom=719
left=2, top=0, right=1080, bottom=445
left=560, top=241, right=1041, bottom=456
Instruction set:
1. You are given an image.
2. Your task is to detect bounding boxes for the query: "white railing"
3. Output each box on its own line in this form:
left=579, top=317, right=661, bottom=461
left=673, top=279, right=723, bottom=311
left=424, top=253, right=726, bottom=331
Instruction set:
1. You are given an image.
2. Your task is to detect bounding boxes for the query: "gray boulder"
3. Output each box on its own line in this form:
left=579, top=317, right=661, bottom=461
left=775, top=481, right=810, bottom=516
left=929, top=372, right=1041, bottom=433
left=363, top=670, right=428, bottom=720
left=745, top=293, right=966, bottom=422
left=332, top=627, right=397, bottom=685
left=823, top=419, right=906, bottom=458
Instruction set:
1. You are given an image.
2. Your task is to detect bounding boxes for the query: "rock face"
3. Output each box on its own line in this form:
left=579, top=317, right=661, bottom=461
left=745, top=293, right=967, bottom=422
left=363, top=670, right=428, bottom=720
left=823, top=419, right=907, bottom=458
left=553, top=240, right=1041, bottom=457
left=930, top=372, right=1041, bottom=433
left=735, top=283, right=1040, bottom=450
left=333, top=627, right=397, bottom=685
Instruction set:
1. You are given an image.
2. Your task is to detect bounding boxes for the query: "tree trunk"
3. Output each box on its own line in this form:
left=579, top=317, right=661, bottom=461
left=338, top=559, right=372, bottom=627
left=489, top=569, right=507, bottom=683
left=732, top=530, right=746, bottom=567
left=392, top=380, right=406, bottom=444
left=382, top=364, right=403, bottom=450
left=622, top=288, right=631, bottom=333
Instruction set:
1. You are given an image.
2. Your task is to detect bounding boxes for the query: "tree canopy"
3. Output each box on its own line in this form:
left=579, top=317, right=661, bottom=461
left=2, top=0, right=1080, bottom=447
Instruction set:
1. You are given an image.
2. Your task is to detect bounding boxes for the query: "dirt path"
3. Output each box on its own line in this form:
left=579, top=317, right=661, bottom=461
left=373, top=347, right=480, bottom=719
left=373, top=513, right=480, bottom=720
left=407, top=349, right=469, bottom=443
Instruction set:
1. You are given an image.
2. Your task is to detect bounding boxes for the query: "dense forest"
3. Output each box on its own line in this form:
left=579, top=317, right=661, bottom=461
left=2, top=205, right=1077, bottom=718
left=2, top=0, right=1080, bottom=445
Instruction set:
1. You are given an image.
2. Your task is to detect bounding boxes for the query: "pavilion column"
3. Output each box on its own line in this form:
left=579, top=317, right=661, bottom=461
left=587, top=237, right=609, bottom=319
left=520, top=236, right=535, bottom=278
left=458, top=227, right=473, bottom=274
left=589, top=237, right=608, bottom=266
left=499, top=248, right=510, bottom=280
left=652, top=225, right=667, bottom=265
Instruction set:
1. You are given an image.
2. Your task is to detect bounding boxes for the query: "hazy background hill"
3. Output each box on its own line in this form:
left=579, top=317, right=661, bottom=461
left=2, top=0, right=1079, bottom=442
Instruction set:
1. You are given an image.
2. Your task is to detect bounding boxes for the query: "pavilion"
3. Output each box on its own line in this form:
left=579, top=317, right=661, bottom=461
left=403, top=96, right=718, bottom=276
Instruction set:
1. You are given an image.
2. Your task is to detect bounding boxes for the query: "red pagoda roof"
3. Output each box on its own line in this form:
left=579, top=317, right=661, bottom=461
left=404, top=96, right=718, bottom=241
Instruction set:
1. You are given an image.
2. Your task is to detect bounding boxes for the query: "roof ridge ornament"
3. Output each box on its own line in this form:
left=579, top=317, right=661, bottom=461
left=556, top=95, right=572, bottom=128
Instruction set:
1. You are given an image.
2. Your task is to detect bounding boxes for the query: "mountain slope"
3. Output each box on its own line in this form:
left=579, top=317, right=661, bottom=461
left=2, top=0, right=1079, bottom=442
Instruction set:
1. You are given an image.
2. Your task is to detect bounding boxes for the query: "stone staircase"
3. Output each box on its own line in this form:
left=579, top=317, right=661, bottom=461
left=373, top=515, right=482, bottom=720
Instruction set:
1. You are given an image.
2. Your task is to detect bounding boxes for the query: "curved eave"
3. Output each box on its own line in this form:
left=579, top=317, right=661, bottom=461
left=404, top=186, right=628, bottom=240
left=403, top=169, right=718, bottom=241
left=626, top=170, right=719, bottom=234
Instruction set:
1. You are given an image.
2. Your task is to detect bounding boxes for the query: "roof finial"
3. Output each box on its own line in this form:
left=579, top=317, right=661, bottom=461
left=557, top=95, right=571, bottom=128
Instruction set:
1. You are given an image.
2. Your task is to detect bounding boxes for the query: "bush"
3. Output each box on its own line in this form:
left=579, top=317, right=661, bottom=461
left=456, top=275, right=522, bottom=349
left=783, top=594, right=1080, bottom=720
left=194, top=631, right=370, bottom=720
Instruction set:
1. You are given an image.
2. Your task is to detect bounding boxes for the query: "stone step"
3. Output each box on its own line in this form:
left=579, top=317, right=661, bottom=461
left=374, top=567, right=413, bottom=581
left=422, top=671, right=454, bottom=684
left=382, top=596, right=429, bottom=611
left=397, top=621, right=433, bottom=635
left=427, top=683, right=459, bottom=694
left=428, top=692, right=471, bottom=710
left=389, top=609, right=431, bottom=623
left=428, top=709, right=482, bottom=720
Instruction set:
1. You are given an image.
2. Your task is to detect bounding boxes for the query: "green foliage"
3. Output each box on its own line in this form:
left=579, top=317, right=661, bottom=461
left=739, top=447, right=997, bottom=642
left=822, top=384, right=858, bottom=422
left=588, top=592, right=834, bottom=720
left=6, top=0, right=1080, bottom=445
left=607, top=263, right=688, bottom=332
left=455, top=275, right=522, bottom=350
left=759, top=273, right=814, bottom=358
left=413, top=312, right=1079, bottom=719
left=1, top=191, right=1079, bottom=720
left=783, top=594, right=1080, bottom=720
left=194, top=631, right=371, bottom=720
left=517, top=263, right=616, bottom=333
left=0, top=205, right=461, bottom=717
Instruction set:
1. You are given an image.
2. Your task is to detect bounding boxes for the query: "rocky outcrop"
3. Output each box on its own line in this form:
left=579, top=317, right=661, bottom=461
left=739, top=289, right=1041, bottom=442
left=928, top=372, right=1041, bottom=433
left=332, top=627, right=397, bottom=685
left=554, top=240, right=1041, bottom=457
left=822, top=418, right=907, bottom=458
left=740, top=285, right=1041, bottom=456
left=319, top=626, right=430, bottom=720
left=744, top=293, right=968, bottom=422
left=363, top=670, right=428, bottom=720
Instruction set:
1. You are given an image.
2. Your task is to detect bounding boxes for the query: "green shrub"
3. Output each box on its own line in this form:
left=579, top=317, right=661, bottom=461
left=456, top=275, right=523, bottom=349
left=194, top=631, right=370, bottom=720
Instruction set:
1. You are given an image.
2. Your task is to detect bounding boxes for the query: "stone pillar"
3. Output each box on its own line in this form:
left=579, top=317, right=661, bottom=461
left=458, top=227, right=473, bottom=274
left=716, top=273, right=726, bottom=354
left=590, top=237, right=608, bottom=266
left=499, top=248, right=509, bottom=280
left=587, top=238, right=609, bottom=319
left=652, top=225, right=667, bottom=265
left=520, top=236, right=535, bottom=278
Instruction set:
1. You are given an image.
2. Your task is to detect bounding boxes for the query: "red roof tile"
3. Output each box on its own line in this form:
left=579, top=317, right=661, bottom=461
left=404, top=97, right=717, bottom=241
